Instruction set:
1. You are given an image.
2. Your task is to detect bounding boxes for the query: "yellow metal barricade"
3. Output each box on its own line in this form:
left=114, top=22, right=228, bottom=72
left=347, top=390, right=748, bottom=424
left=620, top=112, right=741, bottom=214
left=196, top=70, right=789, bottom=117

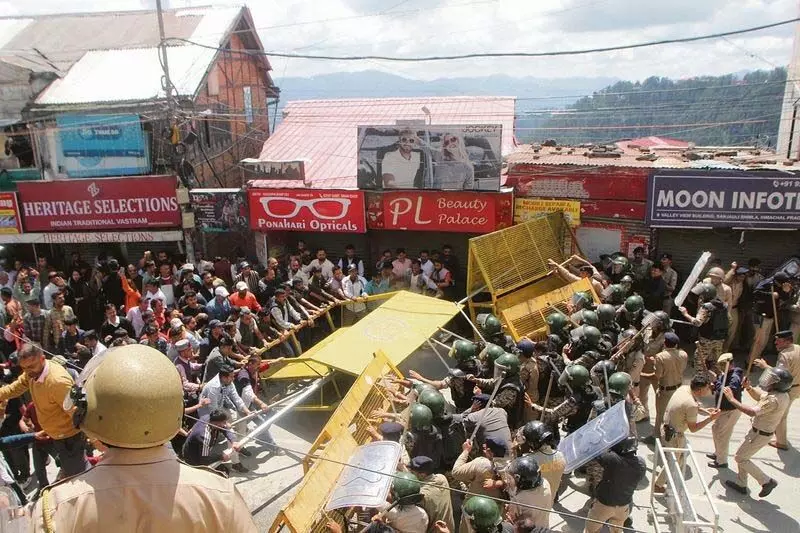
left=268, top=350, right=402, bottom=533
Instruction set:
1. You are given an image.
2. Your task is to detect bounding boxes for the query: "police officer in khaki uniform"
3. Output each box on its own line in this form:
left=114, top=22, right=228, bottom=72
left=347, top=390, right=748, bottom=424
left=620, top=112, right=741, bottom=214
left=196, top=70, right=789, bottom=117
left=646, top=332, right=687, bottom=444
left=653, top=374, right=719, bottom=492
left=408, top=456, right=455, bottom=533
left=752, top=329, right=800, bottom=451
left=723, top=366, right=792, bottom=498
left=639, top=319, right=669, bottom=422
left=31, top=345, right=257, bottom=533
left=723, top=264, right=747, bottom=351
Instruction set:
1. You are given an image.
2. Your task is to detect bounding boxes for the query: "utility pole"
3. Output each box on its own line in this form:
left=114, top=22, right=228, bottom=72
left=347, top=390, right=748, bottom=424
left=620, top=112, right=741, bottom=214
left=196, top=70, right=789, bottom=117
left=777, top=1, right=800, bottom=158
left=156, top=0, right=196, bottom=262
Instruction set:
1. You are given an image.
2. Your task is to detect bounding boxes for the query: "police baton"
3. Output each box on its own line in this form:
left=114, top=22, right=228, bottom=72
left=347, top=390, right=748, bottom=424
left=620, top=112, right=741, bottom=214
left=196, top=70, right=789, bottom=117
left=547, top=358, right=573, bottom=395
left=539, top=373, right=554, bottom=421
left=716, top=352, right=734, bottom=410
left=469, top=370, right=506, bottom=443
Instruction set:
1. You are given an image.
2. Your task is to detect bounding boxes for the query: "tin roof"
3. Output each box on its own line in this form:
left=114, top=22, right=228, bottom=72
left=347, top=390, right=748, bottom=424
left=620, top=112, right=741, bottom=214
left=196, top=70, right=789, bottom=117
left=248, top=96, right=517, bottom=189
left=507, top=141, right=796, bottom=172
left=0, top=6, right=271, bottom=107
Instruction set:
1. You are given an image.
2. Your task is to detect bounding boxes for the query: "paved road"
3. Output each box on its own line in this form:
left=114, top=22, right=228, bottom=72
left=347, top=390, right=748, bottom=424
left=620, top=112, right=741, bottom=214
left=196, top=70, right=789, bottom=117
left=231, top=346, right=799, bottom=532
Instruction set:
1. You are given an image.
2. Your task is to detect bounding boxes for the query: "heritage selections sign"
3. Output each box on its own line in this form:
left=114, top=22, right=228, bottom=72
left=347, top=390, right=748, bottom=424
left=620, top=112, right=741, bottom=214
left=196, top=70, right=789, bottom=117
left=647, top=172, right=800, bottom=229
left=17, top=176, right=181, bottom=232
left=366, top=190, right=513, bottom=233
left=248, top=189, right=366, bottom=233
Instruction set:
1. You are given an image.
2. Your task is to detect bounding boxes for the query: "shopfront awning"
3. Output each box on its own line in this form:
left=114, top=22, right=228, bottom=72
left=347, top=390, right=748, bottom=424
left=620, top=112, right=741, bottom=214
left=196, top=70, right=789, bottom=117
left=0, top=230, right=183, bottom=244
left=267, top=291, right=461, bottom=380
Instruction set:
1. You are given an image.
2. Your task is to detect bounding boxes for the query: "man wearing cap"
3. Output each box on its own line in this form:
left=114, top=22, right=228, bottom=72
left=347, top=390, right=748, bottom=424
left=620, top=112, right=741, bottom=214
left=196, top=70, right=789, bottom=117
left=206, top=286, right=232, bottom=323
left=452, top=437, right=507, bottom=499
left=174, top=339, right=202, bottom=397
left=647, top=332, right=688, bottom=443
left=752, top=330, right=800, bottom=450
left=233, top=262, right=260, bottom=295
left=517, top=339, right=539, bottom=421
left=660, top=253, right=678, bottom=314
left=451, top=394, right=512, bottom=450
left=704, top=266, right=733, bottom=310
left=409, top=456, right=455, bottom=533
left=749, top=272, right=797, bottom=365
left=366, top=421, right=410, bottom=470
left=630, top=246, right=653, bottom=291
left=723, top=263, right=748, bottom=351
left=229, top=281, right=261, bottom=314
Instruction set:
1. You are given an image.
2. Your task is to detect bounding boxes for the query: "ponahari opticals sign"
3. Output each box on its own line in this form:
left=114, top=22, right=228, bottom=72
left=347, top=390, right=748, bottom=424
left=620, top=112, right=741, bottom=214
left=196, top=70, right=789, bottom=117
left=647, top=171, right=800, bottom=229
left=248, top=189, right=366, bottom=233
left=17, top=176, right=181, bottom=232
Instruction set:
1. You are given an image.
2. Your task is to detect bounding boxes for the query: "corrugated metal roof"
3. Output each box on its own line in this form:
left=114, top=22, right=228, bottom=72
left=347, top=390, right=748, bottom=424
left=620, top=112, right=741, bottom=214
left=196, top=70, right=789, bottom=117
left=624, top=136, right=690, bottom=149
left=507, top=141, right=796, bottom=171
left=249, top=96, right=517, bottom=189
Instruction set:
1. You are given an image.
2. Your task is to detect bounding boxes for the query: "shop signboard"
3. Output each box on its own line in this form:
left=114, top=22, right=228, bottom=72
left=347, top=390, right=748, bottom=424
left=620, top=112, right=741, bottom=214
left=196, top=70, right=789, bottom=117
left=248, top=189, right=366, bottom=233
left=647, top=171, right=800, bottom=228
left=514, top=197, right=581, bottom=227
left=17, top=176, right=181, bottom=232
left=0, top=193, right=22, bottom=235
left=189, top=189, right=248, bottom=232
left=366, top=190, right=513, bottom=233
left=357, top=124, right=502, bottom=191
left=56, top=114, right=150, bottom=178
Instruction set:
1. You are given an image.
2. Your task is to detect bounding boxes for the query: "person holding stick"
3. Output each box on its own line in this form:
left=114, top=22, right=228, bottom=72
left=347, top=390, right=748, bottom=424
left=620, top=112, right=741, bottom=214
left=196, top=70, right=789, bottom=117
left=747, top=272, right=796, bottom=367
left=707, top=355, right=743, bottom=468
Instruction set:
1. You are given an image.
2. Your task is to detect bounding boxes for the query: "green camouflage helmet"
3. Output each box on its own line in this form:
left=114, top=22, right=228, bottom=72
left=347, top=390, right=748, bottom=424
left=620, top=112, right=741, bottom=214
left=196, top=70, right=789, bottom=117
left=409, top=403, right=433, bottom=431
left=596, top=304, right=616, bottom=325
left=417, top=388, right=447, bottom=419
left=546, top=312, right=569, bottom=333
left=462, top=496, right=502, bottom=532
left=411, top=381, right=437, bottom=395
left=578, top=309, right=599, bottom=327
left=392, top=471, right=421, bottom=500
left=480, top=343, right=506, bottom=363
left=477, top=314, right=503, bottom=337
left=571, top=291, right=593, bottom=310
left=608, top=371, right=632, bottom=398
left=449, top=339, right=477, bottom=362
left=562, top=364, right=591, bottom=389
left=606, top=284, right=625, bottom=302
left=624, top=295, right=644, bottom=313
left=494, top=352, right=521, bottom=377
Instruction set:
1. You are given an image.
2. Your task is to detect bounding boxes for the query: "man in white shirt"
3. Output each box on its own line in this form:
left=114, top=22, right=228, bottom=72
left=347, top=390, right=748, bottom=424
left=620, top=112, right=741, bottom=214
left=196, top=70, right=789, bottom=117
left=287, top=258, right=309, bottom=285
left=42, top=271, right=60, bottom=310
left=342, top=265, right=368, bottom=325
left=143, top=278, right=167, bottom=307
left=409, top=260, right=438, bottom=295
left=418, top=250, right=435, bottom=277
left=381, top=129, right=422, bottom=189
left=391, top=248, right=412, bottom=288
left=82, top=330, right=106, bottom=357
left=126, top=296, right=150, bottom=338
left=304, top=248, right=335, bottom=281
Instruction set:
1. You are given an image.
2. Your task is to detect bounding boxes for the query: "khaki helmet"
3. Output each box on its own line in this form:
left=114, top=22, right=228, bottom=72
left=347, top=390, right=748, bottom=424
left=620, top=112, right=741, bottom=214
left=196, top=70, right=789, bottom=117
left=78, top=345, right=184, bottom=448
left=707, top=267, right=725, bottom=279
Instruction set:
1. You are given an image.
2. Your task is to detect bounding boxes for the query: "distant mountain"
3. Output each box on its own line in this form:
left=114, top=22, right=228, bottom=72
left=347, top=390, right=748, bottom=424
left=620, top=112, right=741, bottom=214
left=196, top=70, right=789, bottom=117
left=275, top=70, right=619, bottom=111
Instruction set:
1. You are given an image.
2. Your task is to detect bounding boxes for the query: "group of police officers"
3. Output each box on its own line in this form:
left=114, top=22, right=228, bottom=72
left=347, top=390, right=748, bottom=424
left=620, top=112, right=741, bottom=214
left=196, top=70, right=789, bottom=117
left=365, top=257, right=798, bottom=533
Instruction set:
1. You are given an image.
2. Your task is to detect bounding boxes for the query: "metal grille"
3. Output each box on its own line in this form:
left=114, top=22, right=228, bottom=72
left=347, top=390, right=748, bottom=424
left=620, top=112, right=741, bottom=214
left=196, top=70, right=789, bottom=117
left=500, top=278, right=596, bottom=340
left=467, top=212, right=569, bottom=295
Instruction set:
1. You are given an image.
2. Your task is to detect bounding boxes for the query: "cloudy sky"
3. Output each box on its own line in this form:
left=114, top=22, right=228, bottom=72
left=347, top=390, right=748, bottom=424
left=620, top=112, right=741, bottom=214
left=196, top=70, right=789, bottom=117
left=1, top=0, right=797, bottom=82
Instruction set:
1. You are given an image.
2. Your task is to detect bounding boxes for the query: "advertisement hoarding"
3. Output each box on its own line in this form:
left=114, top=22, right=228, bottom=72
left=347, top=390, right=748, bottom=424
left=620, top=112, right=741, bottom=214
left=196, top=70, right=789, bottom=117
left=248, top=189, right=366, bottom=233
left=56, top=114, right=149, bottom=178
left=357, top=124, right=502, bottom=191
left=0, top=193, right=22, bottom=235
left=190, top=189, right=247, bottom=232
left=515, top=198, right=581, bottom=227
left=366, top=190, right=513, bottom=233
left=17, top=176, right=181, bottom=232
left=647, top=171, right=800, bottom=228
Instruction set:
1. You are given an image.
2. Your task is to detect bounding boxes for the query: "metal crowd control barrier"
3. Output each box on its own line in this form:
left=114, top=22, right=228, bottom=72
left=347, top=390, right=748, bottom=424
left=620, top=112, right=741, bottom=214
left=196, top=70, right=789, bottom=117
left=650, top=440, right=719, bottom=533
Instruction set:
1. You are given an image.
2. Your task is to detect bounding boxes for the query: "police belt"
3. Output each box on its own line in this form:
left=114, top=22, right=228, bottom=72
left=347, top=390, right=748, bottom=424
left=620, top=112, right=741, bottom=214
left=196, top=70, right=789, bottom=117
left=751, top=427, right=774, bottom=437
left=659, top=384, right=680, bottom=392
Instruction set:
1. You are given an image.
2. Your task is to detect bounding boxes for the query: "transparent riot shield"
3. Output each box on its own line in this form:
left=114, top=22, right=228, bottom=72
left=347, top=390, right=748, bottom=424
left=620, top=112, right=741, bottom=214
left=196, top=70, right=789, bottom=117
left=0, top=487, right=30, bottom=533
left=557, top=400, right=629, bottom=472
left=326, top=441, right=402, bottom=511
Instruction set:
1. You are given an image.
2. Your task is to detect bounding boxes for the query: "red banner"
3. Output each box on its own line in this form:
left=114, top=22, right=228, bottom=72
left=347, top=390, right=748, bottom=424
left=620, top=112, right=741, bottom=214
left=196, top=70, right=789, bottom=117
left=248, top=189, right=366, bottom=233
left=366, top=190, right=513, bottom=233
left=17, top=176, right=181, bottom=232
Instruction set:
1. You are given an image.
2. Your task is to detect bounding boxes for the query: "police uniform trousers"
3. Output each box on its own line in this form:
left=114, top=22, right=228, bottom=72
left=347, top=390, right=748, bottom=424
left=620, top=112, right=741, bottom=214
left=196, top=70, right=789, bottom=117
left=735, top=429, right=773, bottom=486
left=654, top=431, right=686, bottom=487
left=694, top=338, right=723, bottom=376
left=654, top=388, right=677, bottom=438
left=724, top=308, right=739, bottom=351
left=584, top=501, right=630, bottom=533
left=775, top=386, right=800, bottom=447
left=711, top=409, right=741, bottom=464
left=638, top=376, right=657, bottom=419
left=748, top=317, right=774, bottom=364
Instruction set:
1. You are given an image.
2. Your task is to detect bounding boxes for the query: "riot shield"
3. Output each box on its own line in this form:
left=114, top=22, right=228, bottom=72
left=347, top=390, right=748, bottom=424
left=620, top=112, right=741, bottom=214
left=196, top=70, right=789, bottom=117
left=325, top=441, right=402, bottom=511
left=557, top=400, right=629, bottom=472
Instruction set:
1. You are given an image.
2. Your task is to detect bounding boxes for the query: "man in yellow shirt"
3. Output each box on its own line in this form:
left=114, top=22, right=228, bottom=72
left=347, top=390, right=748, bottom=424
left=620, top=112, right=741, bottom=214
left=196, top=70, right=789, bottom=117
left=0, top=343, right=88, bottom=478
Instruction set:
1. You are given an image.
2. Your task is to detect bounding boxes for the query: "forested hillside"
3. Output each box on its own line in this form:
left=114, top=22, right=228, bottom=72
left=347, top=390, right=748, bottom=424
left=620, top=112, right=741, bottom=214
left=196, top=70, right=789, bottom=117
left=529, top=68, right=787, bottom=146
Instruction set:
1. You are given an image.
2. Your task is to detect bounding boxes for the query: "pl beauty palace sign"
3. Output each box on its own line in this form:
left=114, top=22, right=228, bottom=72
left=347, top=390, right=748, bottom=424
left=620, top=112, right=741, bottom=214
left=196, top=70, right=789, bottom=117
left=647, top=171, right=800, bottom=229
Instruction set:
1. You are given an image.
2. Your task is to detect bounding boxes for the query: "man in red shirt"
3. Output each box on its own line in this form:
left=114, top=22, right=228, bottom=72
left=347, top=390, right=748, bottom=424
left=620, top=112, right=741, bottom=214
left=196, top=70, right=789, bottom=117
left=229, top=281, right=261, bottom=314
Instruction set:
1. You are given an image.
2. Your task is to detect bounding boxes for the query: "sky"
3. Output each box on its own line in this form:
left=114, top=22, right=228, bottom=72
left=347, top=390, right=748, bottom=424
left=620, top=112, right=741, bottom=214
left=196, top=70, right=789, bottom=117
left=0, top=0, right=797, bottom=83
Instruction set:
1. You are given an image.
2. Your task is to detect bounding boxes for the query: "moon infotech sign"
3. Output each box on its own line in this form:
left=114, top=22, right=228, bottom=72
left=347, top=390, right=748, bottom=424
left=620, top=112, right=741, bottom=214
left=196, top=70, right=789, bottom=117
left=17, top=176, right=181, bottom=232
left=646, top=172, right=800, bottom=229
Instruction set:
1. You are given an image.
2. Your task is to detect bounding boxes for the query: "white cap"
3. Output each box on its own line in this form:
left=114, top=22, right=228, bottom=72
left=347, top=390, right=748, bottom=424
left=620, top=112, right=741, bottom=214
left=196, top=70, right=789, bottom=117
left=235, top=281, right=248, bottom=291
left=170, top=318, right=183, bottom=329
left=215, top=286, right=230, bottom=297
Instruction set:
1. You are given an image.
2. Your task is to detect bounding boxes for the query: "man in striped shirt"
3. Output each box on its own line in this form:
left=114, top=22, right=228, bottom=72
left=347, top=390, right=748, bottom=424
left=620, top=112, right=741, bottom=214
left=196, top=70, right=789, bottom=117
left=182, top=409, right=247, bottom=473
